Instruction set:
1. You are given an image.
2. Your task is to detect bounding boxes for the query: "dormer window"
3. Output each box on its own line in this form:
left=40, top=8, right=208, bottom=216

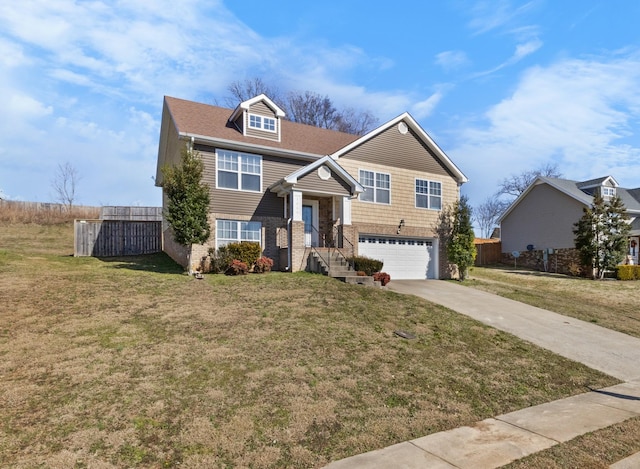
left=602, top=187, right=616, bottom=198
left=248, top=114, right=276, bottom=133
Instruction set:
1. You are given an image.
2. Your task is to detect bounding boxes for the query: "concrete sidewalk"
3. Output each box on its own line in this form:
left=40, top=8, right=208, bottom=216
left=324, top=280, right=640, bottom=468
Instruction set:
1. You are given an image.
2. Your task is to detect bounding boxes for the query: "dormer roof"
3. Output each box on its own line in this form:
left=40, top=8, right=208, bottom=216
left=577, top=175, right=619, bottom=189
left=228, top=94, right=286, bottom=123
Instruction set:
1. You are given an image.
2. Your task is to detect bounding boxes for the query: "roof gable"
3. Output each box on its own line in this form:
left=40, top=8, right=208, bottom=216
left=270, top=155, right=364, bottom=197
left=500, top=175, right=640, bottom=223
left=331, top=113, right=468, bottom=184
left=228, top=94, right=285, bottom=122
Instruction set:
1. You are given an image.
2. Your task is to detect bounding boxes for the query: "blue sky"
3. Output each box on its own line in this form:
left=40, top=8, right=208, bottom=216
left=1, top=0, right=640, bottom=211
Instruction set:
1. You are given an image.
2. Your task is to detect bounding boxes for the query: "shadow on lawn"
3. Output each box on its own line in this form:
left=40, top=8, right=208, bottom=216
left=98, top=252, right=184, bottom=274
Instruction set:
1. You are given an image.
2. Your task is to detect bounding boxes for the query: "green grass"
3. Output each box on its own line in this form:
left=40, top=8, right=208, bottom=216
left=0, top=223, right=625, bottom=468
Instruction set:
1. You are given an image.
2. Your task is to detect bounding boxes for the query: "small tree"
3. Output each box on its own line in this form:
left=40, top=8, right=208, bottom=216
left=51, top=162, right=80, bottom=209
left=436, top=196, right=476, bottom=280
left=161, top=145, right=211, bottom=274
left=573, top=194, right=630, bottom=279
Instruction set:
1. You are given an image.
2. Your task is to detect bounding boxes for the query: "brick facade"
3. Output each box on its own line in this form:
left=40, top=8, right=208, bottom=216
left=501, top=247, right=582, bottom=275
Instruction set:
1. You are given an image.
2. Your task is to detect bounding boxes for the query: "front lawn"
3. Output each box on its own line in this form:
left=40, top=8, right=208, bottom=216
left=0, top=223, right=618, bottom=468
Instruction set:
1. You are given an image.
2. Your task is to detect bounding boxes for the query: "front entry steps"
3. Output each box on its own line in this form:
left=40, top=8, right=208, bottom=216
left=308, top=248, right=380, bottom=287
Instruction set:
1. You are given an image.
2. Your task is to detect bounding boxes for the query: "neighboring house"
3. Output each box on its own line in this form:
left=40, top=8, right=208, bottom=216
left=155, top=94, right=468, bottom=279
left=499, top=175, right=640, bottom=271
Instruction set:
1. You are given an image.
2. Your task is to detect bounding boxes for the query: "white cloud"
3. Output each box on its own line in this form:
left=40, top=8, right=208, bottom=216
left=412, top=92, right=445, bottom=119
left=467, top=0, right=538, bottom=35
left=452, top=53, right=640, bottom=203
left=435, top=50, right=470, bottom=72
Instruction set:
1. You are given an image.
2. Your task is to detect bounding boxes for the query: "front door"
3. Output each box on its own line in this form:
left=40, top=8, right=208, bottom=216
left=303, top=205, right=313, bottom=247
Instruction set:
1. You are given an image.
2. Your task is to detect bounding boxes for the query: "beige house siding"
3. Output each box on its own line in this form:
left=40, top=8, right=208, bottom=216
left=339, top=158, right=459, bottom=229
left=501, top=184, right=586, bottom=253
left=339, top=124, right=454, bottom=177
left=155, top=104, right=184, bottom=185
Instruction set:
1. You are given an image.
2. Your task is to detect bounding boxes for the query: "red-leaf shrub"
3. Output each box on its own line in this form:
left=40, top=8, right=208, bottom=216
left=254, top=256, right=274, bottom=273
left=373, top=272, right=391, bottom=286
left=225, top=259, right=248, bottom=275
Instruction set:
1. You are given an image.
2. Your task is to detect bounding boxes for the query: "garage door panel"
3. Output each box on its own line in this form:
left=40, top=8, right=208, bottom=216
left=358, top=236, right=435, bottom=280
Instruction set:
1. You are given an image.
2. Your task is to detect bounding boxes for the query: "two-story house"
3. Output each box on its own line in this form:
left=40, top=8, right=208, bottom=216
left=499, top=175, right=640, bottom=271
left=155, top=94, right=468, bottom=279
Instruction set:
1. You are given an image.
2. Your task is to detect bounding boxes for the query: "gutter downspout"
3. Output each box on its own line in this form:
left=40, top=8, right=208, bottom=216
left=287, top=218, right=292, bottom=271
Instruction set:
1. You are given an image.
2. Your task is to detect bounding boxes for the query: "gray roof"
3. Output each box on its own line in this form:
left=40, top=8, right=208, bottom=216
left=500, top=175, right=640, bottom=223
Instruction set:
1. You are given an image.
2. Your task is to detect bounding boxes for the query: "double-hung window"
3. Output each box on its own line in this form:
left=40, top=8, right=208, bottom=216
left=216, top=150, right=261, bottom=192
left=216, top=220, right=261, bottom=248
left=359, top=170, right=390, bottom=204
left=416, top=179, right=442, bottom=210
left=602, top=187, right=616, bottom=198
left=248, top=114, right=276, bottom=132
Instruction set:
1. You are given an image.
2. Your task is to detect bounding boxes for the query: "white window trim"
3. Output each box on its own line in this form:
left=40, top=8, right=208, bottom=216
left=602, top=187, right=616, bottom=197
left=215, top=149, right=262, bottom=193
left=358, top=169, right=391, bottom=205
left=415, top=178, right=443, bottom=211
left=216, top=219, right=262, bottom=249
left=248, top=113, right=277, bottom=133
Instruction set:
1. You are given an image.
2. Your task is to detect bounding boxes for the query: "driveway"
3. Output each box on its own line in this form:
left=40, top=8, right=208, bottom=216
left=387, top=280, right=640, bottom=382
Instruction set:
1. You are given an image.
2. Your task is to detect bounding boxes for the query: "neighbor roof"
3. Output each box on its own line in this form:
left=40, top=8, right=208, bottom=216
left=499, top=176, right=640, bottom=223
left=164, top=96, right=359, bottom=158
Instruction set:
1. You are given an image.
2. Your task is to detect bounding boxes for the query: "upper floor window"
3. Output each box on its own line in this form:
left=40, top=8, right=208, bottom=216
left=602, top=187, right=616, bottom=198
left=359, top=170, right=390, bottom=204
left=248, top=113, right=276, bottom=132
left=416, top=179, right=442, bottom=210
left=216, top=150, right=261, bottom=192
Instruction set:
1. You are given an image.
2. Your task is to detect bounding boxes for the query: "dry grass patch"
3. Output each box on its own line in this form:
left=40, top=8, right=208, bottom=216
left=465, top=266, right=640, bottom=338
left=505, top=416, right=640, bottom=469
left=0, top=223, right=619, bottom=468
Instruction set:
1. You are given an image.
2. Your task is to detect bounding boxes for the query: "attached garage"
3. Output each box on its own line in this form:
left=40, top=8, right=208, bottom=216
left=358, top=235, right=438, bottom=280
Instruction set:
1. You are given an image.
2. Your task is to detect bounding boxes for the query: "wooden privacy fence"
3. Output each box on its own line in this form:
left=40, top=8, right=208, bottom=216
left=74, top=220, right=162, bottom=257
left=474, top=239, right=502, bottom=266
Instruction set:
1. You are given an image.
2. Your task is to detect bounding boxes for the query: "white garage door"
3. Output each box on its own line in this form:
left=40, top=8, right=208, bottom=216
left=358, top=235, right=437, bottom=280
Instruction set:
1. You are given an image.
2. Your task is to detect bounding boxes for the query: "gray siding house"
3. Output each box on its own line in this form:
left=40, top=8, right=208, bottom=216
left=500, top=176, right=640, bottom=269
left=156, top=94, right=468, bottom=279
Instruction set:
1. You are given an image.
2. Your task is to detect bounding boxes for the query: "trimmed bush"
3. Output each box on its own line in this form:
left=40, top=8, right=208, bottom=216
left=616, top=265, right=640, bottom=280
left=225, top=242, right=262, bottom=267
left=348, top=256, right=383, bottom=276
left=373, top=272, right=391, bottom=286
left=206, top=246, right=235, bottom=273
left=225, top=259, right=249, bottom=276
left=254, top=256, right=274, bottom=273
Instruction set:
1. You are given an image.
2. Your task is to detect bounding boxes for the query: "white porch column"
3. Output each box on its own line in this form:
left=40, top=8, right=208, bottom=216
left=342, top=196, right=352, bottom=225
left=292, top=190, right=303, bottom=222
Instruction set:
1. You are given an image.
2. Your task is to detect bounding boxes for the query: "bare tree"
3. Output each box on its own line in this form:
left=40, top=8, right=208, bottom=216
left=496, top=162, right=562, bottom=198
left=334, top=107, right=379, bottom=135
left=286, top=91, right=338, bottom=128
left=474, top=197, right=509, bottom=238
left=51, top=162, right=80, bottom=209
left=226, top=78, right=379, bottom=135
left=225, top=78, right=284, bottom=109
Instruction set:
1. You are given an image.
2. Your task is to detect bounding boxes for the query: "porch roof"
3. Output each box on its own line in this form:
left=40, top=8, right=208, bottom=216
left=269, top=155, right=364, bottom=197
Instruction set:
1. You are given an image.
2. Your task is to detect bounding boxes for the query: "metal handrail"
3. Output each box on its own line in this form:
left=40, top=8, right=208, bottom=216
left=305, top=225, right=356, bottom=274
